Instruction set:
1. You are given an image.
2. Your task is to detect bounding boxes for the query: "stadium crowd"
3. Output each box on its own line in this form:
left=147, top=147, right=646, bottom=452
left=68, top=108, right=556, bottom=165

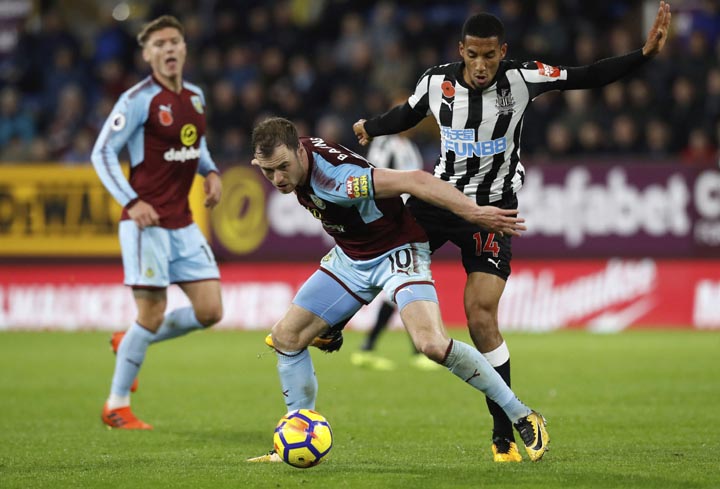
left=1, top=0, right=719, bottom=168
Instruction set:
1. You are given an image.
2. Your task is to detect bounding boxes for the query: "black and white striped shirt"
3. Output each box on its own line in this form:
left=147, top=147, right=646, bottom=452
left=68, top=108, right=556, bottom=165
left=364, top=50, right=649, bottom=205
left=408, top=60, right=568, bottom=204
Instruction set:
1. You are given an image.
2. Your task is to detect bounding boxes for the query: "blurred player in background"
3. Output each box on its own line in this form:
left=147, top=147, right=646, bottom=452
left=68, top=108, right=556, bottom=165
left=246, top=117, right=549, bottom=464
left=351, top=91, right=440, bottom=372
left=353, top=2, right=671, bottom=462
left=91, top=15, right=223, bottom=430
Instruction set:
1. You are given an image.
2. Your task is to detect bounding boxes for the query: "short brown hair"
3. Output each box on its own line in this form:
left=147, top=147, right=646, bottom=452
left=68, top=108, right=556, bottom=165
left=137, top=15, right=184, bottom=47
left=251, top=117, right=300, bottom=158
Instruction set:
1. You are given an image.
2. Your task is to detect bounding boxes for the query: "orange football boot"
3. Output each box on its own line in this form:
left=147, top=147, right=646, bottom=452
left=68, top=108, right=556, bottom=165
left=110, top=332, right=139, bottom=393
left=101, top=403, right=153, bottom=430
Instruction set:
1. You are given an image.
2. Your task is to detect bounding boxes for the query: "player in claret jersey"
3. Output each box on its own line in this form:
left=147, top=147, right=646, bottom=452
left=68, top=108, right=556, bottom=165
left=91, top=15, right=223, bottom=430
left=353, top=2, right=671, bottom=462
left=246, top=117, right=548, bottom=464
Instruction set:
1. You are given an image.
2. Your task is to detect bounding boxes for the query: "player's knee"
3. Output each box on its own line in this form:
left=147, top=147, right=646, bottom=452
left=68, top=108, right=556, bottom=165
left=413, top=338, right=447, bottom=364
left=137, top=312, right=165, bottom=331
left=196, top=304, right=223, bottom=328
left=271, top=324, right=305, bottom=351
left=467, top=306, right=497, bottom=335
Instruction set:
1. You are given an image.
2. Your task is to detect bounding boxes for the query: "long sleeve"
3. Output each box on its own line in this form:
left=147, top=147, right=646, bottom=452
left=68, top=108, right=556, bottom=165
left=364, top=102, right=426, bottom=138
left=563, top=49, right=650, bottom=90
left=90, top=94, right=141, bottom=207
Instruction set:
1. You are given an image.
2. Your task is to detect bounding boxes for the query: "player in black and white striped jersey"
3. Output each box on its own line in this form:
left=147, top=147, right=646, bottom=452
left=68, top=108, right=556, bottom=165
left=354, top=2, right=671, bottom=462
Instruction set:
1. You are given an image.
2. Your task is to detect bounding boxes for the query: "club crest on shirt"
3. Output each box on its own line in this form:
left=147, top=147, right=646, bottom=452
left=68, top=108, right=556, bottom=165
left=346, top=175, right=369, bottom=199
left=310, top=193, right=326, bottom=209
left=190, top=95, right=204, bottom=114
left=495, top=88, right=515, bottom=116
left=535, top=61, right=561, bottom=78
left=158, top=104, right=173, bottom=126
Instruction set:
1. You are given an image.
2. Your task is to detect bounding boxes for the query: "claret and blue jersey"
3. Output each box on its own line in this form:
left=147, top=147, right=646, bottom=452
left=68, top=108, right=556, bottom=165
left=91, top=75, right=218, bottom=229
left=296, top=137, right=427, bottom=260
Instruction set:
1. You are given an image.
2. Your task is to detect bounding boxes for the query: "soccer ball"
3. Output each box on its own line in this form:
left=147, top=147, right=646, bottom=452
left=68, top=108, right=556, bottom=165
left=273, top=409, right=333, bottom=468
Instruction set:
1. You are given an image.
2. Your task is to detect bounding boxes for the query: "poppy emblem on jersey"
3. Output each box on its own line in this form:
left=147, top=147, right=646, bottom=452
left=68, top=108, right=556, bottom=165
left=495, top=89, right=516, bottom=116
left=180, top=123, right=198, bottom=146
left=190, top=95, right=204, bottom=114
left=345, top=175, right=369, bottom=199
left=158, top=104, right=173, bottom=126
left=310, top=193, right=326, bottom=209
left=441, top=80, right=455, bottom=98
left=535, top=61, right=561, bottom=78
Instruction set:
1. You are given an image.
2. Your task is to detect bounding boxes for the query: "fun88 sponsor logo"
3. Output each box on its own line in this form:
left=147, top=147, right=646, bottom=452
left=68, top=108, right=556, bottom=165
left=441, top=126, right=506, bottom=157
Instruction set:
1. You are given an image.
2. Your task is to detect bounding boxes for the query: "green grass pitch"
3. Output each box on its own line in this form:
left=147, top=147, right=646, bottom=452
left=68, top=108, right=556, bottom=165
left=1, top=329, right=718, bottom=489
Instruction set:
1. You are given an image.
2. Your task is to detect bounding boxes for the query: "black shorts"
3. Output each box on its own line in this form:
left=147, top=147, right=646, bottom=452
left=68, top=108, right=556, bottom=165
left=406, top=195, right=517, bottom=280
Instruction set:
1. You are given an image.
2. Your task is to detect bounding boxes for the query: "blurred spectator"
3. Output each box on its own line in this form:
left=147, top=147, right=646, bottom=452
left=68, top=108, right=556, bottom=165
left=197, top=46, right=224, bottom=88
left=644, top=118, right=673, bottom=160
left=679, top=31, right=713, bottom=86
left=610, top=114, right=642, bottom=155
left=545, top=121, right=574, bottom=159
left=41, top=46, right=87, bottom=115
left=316, top=113, right=345, bottom=144
left=224, top=44, right=258, bottom=90
left=371, top=39, right=414, bottom=95
left=237, top=81, right=266, bottom=133
left=523, top=92, right=562, bottom=154
left=216, top=127, right=249, bottom=163
left=496, top=0, right=529, bottom=60
left=558, top=90, right=593, bottom=132
left=61, top=128, right=94, bottom=165
left=607, top=26, right=635, bottom=57
left=367, top=1, right=401, bottom=53
left=669, top=76, right=702, bottom=152
left=0, top=86, right=35, bottom=148
left=596, top=82, right=627, bottom=131
left=45, top=84, right=87, bottom=158
left=576, top=121, right=607, bottom=156
left=524, top=0, right=570, bottom=61
left=93, top=11, right=133, bottom=67
left=573, top=32, right=599, bottom=66
left=208, top=79, right=241, bottom=131
left=288, top=54, right=317, bottom=96
left=681, top=127, right=717, bottom=167
left=626, top=78, right=656, bottom=124
left=334, top=12, right=369, bottom=69
left=96, top=58, right=132, bottom=101
left=258, top=46, right=286, bottom=87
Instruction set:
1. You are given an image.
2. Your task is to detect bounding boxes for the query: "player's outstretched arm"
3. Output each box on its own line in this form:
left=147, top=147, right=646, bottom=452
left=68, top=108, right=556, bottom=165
left=373, top=169, right=526, bottom=237
left=642, top=1, right=671, bottom=57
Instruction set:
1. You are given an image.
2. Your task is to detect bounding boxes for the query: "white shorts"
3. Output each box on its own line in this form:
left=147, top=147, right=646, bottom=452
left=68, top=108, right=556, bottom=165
left=119, top=221, right=220, bottom=288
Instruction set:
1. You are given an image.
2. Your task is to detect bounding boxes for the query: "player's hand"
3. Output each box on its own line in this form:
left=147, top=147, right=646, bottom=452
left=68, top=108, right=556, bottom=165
left=127, top=200, right=160, bottom=229
left=468, top=207, right=527, bottom=237
left=642, top=1, right=671, bottom=57
left=353, top=119, right=372, bottom=146
left=204, top=171, right=222, bottom=209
